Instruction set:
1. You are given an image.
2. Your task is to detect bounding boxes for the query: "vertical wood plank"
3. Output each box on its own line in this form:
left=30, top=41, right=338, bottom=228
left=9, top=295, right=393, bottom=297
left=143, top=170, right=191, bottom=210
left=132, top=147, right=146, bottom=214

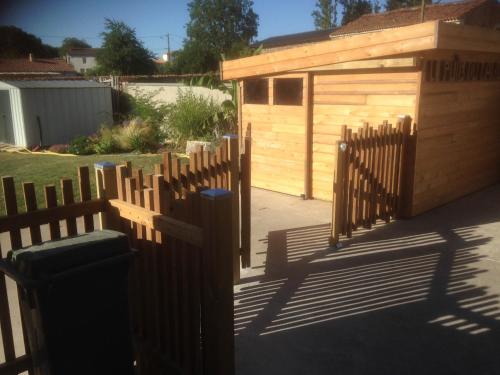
left=240, top=136, right=251, bottom=268
left=215, top=145, right=223, bottom=188
left=369, top=127, right=378, bottom=226
left=200, top=189, right=235, bottom=375
left=346, top=132, right=354, bottom=238
left=23, top=182, right=42, bottom=245
left=185, top=191, right=201, bottom=374
left=163, top=152, right=173, bottom=185
left=61, top=179, right=77, bottom=236
left=78, top=166, right=94, bottom=233
left=385, top=124, right=394, bottom=222
left=221, top=139, right=228, bottom=190
left=2, top=176, right=32, bottom=373
left=189, top=152, right=199, bottom=190
left=351, top=133, right=360, bottom=229
left=116, top=165, right=128, bottom=201
left=330, top=138, right=347, bottom=246
left=210, top=153, right=217, bottom=188
left=304, top=72, right=313, bottom=199
left=0, top=242, right=16, bottom=363
left=44, top=185, right=61, bottom=240
left=2, top=177, right=22, bottom=249
left=225, top=135, right=240, bottom=284
left=203, top=151, right=211, bottom=188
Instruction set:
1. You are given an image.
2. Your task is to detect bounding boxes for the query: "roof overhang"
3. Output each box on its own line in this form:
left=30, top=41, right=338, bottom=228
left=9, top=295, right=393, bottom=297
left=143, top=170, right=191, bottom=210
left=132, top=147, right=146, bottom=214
left=221, top=21, right=500, bottom=80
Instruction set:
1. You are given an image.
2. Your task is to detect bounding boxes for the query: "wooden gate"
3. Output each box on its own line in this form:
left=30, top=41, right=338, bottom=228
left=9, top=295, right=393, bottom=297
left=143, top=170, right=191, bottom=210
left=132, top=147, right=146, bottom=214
left=330, top=115, right=416, bottom=245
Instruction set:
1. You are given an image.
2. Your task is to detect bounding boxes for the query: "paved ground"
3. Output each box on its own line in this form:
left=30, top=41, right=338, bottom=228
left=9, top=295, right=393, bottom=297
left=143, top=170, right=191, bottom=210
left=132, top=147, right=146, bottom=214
left=235, top=185, right=500, bottom=375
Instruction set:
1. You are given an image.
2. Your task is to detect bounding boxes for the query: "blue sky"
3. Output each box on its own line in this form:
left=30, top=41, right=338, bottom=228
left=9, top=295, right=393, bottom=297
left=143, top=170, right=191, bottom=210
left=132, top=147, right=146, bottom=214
left=1, top=0, right=323, bottom=57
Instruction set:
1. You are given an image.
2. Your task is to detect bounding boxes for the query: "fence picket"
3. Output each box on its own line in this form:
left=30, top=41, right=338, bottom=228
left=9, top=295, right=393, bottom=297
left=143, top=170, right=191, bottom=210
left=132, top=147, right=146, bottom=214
left=23, top=182, right=42, bottom=245
left=44, top=185, right=61, bottom=241
left=0, top=241, right=16, bottom=363
left=78, top=166, right=94, bottom=233
left=61, top=179, right=78, bottom=236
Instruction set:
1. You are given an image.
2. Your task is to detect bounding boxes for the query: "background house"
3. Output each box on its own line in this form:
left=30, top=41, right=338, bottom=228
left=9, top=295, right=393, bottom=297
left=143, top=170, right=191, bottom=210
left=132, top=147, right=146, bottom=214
left=0, top=80, right=112, bottom=147
left=66, top=48, right=101, bottom=74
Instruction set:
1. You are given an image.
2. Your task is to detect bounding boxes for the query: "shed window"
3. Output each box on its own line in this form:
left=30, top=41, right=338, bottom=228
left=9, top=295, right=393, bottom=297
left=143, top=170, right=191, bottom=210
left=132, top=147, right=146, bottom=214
left=274, top=78, right=303, bottom=106
left=244, top=79, right=268, bottom=104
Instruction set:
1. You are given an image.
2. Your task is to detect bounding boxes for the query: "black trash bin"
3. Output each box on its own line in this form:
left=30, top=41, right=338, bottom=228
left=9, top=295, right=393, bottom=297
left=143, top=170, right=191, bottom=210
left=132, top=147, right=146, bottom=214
left=0, top=230, right=135, bottom=375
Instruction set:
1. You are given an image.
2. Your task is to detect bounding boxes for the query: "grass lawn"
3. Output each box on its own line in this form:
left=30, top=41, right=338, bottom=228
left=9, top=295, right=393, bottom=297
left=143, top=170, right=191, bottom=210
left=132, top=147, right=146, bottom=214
left=0, top=152, right=164, bottom=216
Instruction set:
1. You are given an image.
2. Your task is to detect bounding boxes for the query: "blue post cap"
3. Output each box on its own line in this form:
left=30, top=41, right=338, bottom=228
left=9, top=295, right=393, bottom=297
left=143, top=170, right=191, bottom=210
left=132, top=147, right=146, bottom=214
left=94, top=161, right=116, bottom=170
left=200, top=188, right=233, bottom=200
left=223, top=134, right=238, bottom=139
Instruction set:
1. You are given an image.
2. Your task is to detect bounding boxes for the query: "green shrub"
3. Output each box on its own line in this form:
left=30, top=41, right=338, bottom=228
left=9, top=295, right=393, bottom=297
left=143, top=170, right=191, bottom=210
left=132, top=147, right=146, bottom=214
left=127, top=89, right=169, bottom=126
left=68, top=136, right=94, bottom=155
left=165, top=89, right=232, bottom=147
left=93, top=126, right=120, bottom=154
left=116, top=118, right=159, bottom=153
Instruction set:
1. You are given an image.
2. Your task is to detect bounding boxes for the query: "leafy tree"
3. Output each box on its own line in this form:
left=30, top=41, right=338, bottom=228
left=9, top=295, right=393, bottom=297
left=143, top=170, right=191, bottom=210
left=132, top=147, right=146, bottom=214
left=96, top=19, right=155, bottom=75
left=176, top=0, right=259, bottom=73
left=340, top=0, right=374, bottom=25
left=385, top=0, right=432, bottom=11
left=0, top=26, right=58, bottom=58
left=312, top=0, right=338, bottom=30
left=59, top=37, right=91, bottom=57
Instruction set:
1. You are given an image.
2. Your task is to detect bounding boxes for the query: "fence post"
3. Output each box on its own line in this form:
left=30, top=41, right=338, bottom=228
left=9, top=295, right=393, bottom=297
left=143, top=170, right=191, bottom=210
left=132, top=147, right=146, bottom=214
left=397, top=115, right=415, bottom=219
left=200, top=189, right=235, bottom=375
left=94, top=162, right=119, bottom=230
left=330, top=140, right=347, bottom=247
left=240, top=135, right=251, bottom=268
left=223, top=134, right=240, bottom=284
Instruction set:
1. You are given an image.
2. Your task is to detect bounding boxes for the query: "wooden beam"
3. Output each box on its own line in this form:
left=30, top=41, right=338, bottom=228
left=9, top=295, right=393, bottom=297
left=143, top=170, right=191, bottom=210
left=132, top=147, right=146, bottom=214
left=304, top=72, right=313, bottom=199
left=292, top=57, right=418, bottom=72
left=0, top=354, right=32, bottom=375
left=107, top=198, right=204, bottom=248
left=437, top=21, right=500, bottom=54
left=0, top=199, right=106, bottom=233
left=221, top=21, right=438, bottom=80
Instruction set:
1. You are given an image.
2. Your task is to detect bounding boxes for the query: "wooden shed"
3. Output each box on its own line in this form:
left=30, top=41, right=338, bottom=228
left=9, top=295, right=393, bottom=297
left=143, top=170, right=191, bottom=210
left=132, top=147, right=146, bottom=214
left=221, top=20, right=500, bottom=216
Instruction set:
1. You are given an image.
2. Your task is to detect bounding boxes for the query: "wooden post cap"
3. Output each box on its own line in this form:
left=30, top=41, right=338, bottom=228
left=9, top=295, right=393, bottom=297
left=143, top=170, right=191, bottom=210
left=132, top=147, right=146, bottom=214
left=94, top=161, right=116, bottom=170
left=200, top=188, right=233, bottom=200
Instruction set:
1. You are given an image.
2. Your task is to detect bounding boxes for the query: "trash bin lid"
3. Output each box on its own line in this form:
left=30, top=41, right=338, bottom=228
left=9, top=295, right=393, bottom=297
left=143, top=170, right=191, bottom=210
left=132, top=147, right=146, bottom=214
left=8, top=230, right=131, bottom=280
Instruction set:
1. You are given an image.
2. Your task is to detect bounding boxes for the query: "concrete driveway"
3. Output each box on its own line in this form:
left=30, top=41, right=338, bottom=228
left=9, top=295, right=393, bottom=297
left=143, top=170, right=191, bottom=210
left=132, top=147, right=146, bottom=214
left=236, top=185, right=500, bottom=375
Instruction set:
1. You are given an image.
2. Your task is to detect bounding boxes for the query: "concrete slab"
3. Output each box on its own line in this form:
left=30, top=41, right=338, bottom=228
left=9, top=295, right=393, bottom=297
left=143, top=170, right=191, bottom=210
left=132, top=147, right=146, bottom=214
left=236, top=185, right=500, bottom=375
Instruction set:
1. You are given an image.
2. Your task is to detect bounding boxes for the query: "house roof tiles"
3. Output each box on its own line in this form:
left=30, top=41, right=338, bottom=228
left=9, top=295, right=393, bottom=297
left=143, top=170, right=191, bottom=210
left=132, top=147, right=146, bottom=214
left=331, top=0, right=497, bottom=37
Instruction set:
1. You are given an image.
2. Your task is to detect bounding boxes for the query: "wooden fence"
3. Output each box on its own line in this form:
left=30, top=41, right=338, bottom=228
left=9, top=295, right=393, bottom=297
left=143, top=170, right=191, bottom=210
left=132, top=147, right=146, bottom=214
left=0, top=135, right=250, bottom=375
left=330, top=116, right=415, bottom=245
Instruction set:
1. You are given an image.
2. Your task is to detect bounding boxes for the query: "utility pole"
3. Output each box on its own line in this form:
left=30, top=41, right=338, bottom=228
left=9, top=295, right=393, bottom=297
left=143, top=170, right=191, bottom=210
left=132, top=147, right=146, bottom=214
left=420, top=0, right=426, bottom=22
left=166, top=33, right=171, bottom=61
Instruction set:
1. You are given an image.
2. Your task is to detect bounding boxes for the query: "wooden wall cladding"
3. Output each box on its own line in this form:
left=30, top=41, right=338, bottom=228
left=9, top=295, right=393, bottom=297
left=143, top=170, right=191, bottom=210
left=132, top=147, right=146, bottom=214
left=312, top=71, right=418, bottom=201
left=242, top=103, right=306, bottom=196
left=412, top=78, right=500, bottom=215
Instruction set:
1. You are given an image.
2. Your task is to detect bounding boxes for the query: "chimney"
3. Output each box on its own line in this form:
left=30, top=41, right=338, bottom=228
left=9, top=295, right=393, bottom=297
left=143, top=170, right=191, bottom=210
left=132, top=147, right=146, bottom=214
left=29, top=53, right=33, bottom=62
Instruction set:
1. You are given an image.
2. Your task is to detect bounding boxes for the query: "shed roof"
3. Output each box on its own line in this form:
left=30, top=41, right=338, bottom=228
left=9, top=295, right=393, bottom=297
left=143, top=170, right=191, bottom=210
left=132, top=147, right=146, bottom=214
left=221, top=20, right=500, bottom=80
left=331, top=0, right=497, bottom=38
left=0, top=80, right=110, bottom=89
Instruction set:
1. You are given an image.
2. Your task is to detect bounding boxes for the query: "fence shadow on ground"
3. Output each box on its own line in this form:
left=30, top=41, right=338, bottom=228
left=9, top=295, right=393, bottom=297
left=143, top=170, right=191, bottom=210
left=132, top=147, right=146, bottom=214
left=234, top=185, right=500, bottom=375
